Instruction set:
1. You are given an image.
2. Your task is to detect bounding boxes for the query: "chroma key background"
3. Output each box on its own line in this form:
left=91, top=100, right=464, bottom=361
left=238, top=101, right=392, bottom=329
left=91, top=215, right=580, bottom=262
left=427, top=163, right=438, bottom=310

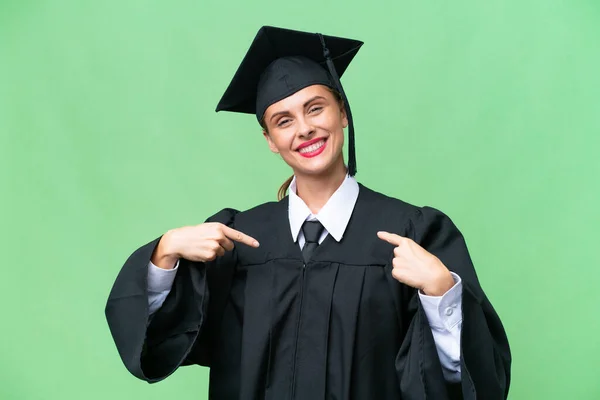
left=1, top=1, right=599, bottom=399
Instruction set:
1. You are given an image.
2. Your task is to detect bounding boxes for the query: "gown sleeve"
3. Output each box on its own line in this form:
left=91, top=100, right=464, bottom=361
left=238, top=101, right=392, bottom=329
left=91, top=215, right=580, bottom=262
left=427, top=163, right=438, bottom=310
left=104, top=208, right=239, bottom=383
left=395, top=206, right=511, bottom=400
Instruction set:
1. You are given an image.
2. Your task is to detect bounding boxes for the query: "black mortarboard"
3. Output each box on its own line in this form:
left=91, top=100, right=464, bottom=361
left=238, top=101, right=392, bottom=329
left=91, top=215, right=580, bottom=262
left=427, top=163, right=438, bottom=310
left=215, top=26, right=364, bottom=176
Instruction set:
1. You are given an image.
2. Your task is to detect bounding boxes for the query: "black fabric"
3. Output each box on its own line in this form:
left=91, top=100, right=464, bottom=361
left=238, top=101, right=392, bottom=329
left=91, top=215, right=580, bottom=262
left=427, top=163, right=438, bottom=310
left=318, top=33, right=357, bottom=175
left=105, top=184, right=511, bottom=399
left=301, top=220, right=324, bottom=263
left=255, top=56, right=334, bottom=121
left=215, top=26, right=363, bottom=120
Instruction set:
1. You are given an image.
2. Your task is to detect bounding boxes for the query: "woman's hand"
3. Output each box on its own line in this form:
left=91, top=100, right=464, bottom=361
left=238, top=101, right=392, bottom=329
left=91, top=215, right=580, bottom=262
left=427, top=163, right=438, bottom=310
left=152, top=223, right=260, bottom=269
left=377, top=231, right=454, bottom=296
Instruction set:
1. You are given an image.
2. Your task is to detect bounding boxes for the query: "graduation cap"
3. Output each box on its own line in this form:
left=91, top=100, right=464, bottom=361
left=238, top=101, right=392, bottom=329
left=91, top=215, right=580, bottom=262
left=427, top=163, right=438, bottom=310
left=216, top=26, right=364, bottom=176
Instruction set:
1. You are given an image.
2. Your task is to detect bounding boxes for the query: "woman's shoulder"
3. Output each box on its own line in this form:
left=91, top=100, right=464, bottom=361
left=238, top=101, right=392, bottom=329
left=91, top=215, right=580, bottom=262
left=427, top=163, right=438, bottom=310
left=238, top=199, right=285, bottom=221
left=206, top=199, right=285, bottom=232
left=357, top=182, right=454, bottom=226
left=357, top=182, right=419, bottom=213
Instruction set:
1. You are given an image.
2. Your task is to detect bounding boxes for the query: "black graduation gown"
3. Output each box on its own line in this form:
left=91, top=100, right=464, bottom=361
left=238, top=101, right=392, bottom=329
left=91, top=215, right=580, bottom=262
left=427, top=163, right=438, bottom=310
left=105, top=184, right=511, bottom=399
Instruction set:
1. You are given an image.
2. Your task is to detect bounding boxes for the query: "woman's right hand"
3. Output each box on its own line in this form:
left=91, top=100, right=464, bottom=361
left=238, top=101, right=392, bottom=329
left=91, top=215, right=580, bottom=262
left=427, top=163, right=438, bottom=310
left=151, top=223, right=260, bottom=269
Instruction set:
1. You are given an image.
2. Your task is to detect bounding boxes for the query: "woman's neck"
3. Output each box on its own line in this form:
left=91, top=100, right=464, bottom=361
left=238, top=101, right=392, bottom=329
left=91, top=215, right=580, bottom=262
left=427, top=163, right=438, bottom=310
left=294, top=162, right=348, bottom=214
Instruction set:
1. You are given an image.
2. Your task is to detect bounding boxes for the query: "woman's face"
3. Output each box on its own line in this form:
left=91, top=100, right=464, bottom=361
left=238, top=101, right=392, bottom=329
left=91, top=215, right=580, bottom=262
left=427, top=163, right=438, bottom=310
left=262, top=84, right=348, bottom=177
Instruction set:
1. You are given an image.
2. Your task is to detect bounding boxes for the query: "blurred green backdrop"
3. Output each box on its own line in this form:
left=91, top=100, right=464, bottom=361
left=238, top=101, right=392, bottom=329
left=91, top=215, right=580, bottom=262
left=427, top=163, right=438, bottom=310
left=1, top=0, right=599, bottom=399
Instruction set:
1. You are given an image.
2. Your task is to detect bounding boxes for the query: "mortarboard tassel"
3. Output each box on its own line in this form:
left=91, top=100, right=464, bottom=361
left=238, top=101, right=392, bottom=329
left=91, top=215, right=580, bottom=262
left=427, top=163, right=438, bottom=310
left=318, top=33, right=357, bottom=177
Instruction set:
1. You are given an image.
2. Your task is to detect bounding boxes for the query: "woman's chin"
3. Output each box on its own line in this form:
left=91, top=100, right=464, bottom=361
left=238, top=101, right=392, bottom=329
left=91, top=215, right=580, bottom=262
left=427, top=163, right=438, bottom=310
left=293, top=157, right=344, bottom=177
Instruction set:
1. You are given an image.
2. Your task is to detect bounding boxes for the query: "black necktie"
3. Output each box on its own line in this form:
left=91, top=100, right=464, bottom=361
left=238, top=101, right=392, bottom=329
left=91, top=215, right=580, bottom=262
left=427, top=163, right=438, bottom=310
left=301, top=220, right=324, bottom=263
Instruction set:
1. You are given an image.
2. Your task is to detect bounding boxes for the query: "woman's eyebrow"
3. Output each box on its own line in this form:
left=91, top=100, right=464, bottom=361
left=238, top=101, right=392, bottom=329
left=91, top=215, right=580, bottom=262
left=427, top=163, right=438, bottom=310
left=269, top=96, right=327, bottom=123
left=302, top=95, right=326, bottom=107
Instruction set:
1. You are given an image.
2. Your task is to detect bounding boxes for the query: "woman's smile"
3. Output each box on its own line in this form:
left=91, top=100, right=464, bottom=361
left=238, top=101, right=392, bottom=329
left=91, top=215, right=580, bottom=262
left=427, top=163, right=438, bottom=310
left=297, top=138, right=328, bottom=157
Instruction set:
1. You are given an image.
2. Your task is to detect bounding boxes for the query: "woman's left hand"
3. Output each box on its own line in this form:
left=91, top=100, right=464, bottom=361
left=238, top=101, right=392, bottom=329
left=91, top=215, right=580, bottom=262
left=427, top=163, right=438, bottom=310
left=377, top=231, right=454, bottom=296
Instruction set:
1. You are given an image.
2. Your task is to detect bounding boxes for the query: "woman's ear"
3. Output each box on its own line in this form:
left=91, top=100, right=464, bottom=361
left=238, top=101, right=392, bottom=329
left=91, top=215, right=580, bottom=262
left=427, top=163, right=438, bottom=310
left=340, top=104, right=348, bottom=129
left=263, top=129, right=280, bottom=154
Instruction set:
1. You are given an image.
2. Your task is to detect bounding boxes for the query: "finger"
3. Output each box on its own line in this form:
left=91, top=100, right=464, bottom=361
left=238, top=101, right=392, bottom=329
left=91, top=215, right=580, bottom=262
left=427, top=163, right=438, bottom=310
left=202, top=250, right=217, bottom=262
left=222, top=226, right=260, bottom=248
left=206, top=242, right=225, bottom=259
left=394, top=246, right=404, bottom=257
left=391, top=267, right=404, bottom=282
left=215, top=245, right=226, bottom=257
left=218, top=236, right=235, bottom=252
left=392, top=258, right=404, bottom=269
left=377, top=231, right=407, bottom=246
left=391, top=268, right=414, bottom=286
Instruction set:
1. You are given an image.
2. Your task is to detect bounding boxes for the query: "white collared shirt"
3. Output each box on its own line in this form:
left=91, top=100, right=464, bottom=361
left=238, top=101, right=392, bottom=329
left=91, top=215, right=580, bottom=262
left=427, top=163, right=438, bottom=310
left=288, top=174, right=359, bottom=246
left=147, top=175, right=463, bottom=381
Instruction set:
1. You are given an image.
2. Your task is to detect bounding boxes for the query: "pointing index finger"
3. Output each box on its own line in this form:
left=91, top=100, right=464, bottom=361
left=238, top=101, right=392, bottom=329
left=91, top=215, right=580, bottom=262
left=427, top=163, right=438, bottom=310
left=377, top=231, right=407, bottom=246
left=222, top=225, right=260, bottom=248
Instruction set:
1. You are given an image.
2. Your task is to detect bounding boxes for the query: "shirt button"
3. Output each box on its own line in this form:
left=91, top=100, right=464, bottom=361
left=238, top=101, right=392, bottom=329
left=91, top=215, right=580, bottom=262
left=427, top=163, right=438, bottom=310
left=445, top=307, right=454, bottom=316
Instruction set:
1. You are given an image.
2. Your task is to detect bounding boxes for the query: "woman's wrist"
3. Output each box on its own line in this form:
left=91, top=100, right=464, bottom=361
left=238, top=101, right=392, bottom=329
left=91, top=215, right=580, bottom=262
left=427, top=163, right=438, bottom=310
left=422, top=270, right=454, bottom=296
left=151, top=230, right=179, bottom=270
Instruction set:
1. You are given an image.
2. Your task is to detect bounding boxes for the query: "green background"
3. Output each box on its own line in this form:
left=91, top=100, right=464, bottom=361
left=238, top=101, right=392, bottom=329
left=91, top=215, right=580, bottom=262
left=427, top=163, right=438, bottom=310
left=1, top=0, right=599, bottom=399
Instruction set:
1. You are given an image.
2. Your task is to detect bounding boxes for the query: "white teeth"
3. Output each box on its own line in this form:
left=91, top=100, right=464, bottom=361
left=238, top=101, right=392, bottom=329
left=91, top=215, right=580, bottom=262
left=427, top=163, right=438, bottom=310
left=299, top=140, right=325, bottom=154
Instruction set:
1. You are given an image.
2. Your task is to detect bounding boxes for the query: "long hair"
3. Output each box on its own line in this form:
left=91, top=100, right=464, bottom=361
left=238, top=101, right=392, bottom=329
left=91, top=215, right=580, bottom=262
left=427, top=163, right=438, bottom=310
left=260, top=87, right=344, bottom=201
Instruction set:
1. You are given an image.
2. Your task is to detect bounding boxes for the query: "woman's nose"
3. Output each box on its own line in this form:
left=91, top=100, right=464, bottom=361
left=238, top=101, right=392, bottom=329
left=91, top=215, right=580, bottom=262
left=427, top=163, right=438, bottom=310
left=296, top=116, right=315, bottom=138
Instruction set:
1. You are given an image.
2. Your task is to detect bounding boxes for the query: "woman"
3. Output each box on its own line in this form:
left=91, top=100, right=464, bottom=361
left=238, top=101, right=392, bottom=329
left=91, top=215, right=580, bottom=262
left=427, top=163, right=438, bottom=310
left=106, top=26, right=511, bottom=399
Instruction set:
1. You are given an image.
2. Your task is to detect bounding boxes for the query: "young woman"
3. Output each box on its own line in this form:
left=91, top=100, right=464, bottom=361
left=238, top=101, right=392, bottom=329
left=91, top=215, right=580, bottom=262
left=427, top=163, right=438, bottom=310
left=106, top=26, right=511, bottom=400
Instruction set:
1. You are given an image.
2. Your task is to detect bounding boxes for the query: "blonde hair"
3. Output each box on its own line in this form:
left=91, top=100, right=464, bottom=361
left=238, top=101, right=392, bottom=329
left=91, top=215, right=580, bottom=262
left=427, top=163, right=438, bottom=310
left=260, top=86, right=344, bottom=200
left=277, top=175, right=295, bottom=201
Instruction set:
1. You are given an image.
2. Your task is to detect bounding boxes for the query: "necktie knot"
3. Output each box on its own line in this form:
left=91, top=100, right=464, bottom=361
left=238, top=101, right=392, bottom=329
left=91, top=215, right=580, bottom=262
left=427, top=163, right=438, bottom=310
left=302, top=220, right=324, bottom=244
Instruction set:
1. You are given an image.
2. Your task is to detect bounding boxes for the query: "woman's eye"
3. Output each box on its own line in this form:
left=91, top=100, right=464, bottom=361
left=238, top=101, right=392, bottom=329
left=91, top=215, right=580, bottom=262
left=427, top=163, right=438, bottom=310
left=309, top=106, right=323, bottom=114
left=277, top=118, right=291, bottom=127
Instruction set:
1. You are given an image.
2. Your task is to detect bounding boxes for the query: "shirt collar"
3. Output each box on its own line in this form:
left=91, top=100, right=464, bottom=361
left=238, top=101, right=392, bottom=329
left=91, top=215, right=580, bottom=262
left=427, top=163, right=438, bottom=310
left=288, top=174, right=359, bottom=243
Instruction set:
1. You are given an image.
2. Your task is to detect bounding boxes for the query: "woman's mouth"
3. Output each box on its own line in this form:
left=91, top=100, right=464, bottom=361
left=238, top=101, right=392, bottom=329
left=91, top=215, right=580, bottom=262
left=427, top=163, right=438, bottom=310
left=297, top=138, right=327, bottom=158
